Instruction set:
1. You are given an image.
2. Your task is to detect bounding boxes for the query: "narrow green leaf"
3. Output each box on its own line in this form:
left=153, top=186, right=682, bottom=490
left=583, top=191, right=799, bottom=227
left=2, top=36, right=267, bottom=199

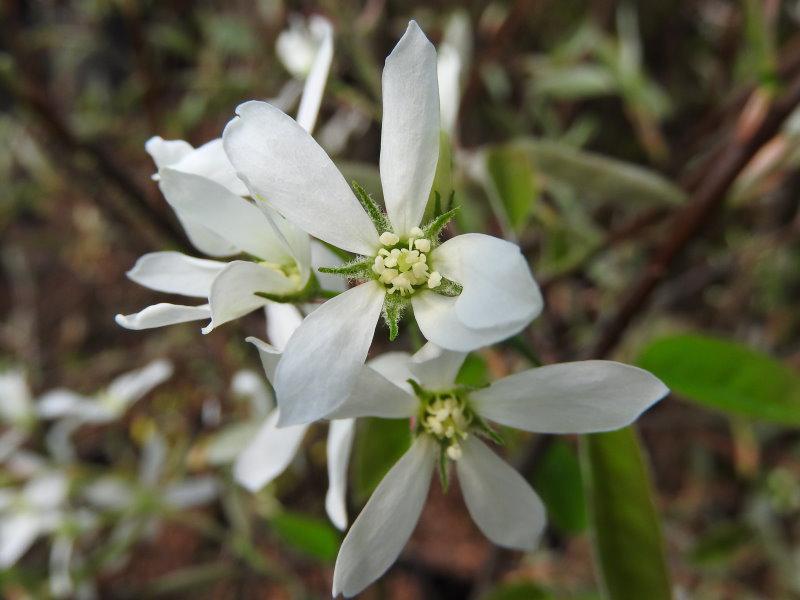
left=637, top=334, right=800, bottom=425
left=383, top=295, right=405, bottom=341
left=532, top=440, right=587, bottom=534
left=485, top=144, right=539, bottom=232
left=422, top=206, right=459, bottom=240
left=517, top=139, right=686, bottom=206
left=270, top=511, right=341, bottom=562
left=579, top=427, right=671, bottom=600
left=352, top=180, right=391, bottom=234
left=317, top=257, right=373, bottom=278
left=432, top=276, right=463, bottom=297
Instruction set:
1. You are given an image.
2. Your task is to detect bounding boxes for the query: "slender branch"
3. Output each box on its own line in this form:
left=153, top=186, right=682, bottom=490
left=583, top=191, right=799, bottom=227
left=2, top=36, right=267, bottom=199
left=589, top=74, right=800, bottom=359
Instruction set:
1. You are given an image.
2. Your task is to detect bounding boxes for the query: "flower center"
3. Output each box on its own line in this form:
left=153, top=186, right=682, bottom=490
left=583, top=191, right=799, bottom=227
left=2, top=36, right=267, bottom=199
left=417, top=389, right=473, bottom=461
left=372, top=228, right=442, bottom=296
left=259, top=260, right=303, bottom=287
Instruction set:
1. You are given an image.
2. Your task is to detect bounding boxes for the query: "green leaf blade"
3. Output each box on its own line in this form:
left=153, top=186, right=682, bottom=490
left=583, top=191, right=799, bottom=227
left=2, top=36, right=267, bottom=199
left=580, top=427, right=672, bottom=600
left=637, top=333, right=800, bottom=425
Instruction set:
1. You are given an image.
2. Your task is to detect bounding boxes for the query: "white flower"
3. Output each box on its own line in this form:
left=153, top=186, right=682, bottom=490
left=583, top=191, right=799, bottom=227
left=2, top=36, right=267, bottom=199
left=232, top=303, right=357, bottom=530
left=36, top=359, right=172, bottom=426
left=115, top=18, right=335, bottom=333
left=35, top=360, right=172, bottom=463
left=328, top=343, right=669, bottom=596
left=0, top=471, right=68, bottom=567
left=223, top=21, right=543, bottom=426
left=437, top=10, right=472, bottom=138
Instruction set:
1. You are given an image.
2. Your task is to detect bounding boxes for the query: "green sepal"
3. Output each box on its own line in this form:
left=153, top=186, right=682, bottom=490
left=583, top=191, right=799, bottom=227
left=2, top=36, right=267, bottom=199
left=254, top=273, right=318, bottom=304
left=472, top=413, right=505, bottom=446
left=433, top=276, right=463, bottom=297
left=422, top=205, right=459, bottom=240
left=382, top=294, right=406, bottom=341
left=352, top=180, right=392, bottom=235
left=437, top=445, right=450, bottom=492
left=432, top=189, right=455, bottom=219
left=317, top=257, right=373, bottom=279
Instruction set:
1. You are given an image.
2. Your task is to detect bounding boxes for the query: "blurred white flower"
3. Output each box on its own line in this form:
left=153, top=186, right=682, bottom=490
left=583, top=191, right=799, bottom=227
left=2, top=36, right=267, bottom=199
left=116, top=17, right=336, bottom=333
left=0, top=471, right=68, bottom=567
left=330, top=343, right=669, bottom=596
left=223, top=21, right=543, bottom=427
left=437, top=10, right=472, bottom=138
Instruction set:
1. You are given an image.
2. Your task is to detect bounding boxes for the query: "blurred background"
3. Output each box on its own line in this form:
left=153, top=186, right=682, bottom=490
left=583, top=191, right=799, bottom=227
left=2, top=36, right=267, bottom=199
left=1, top=0, right=800, bottom=598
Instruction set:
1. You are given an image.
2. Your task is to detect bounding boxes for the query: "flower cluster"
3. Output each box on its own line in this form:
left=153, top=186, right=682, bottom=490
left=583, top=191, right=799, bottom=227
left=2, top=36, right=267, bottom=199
left=114, top=17, right=669, bottom=598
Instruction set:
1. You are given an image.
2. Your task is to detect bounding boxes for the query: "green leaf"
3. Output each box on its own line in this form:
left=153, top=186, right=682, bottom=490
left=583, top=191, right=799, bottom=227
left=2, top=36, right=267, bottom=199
left=270, top=511, right=341, bottom=562
left=485, top=145, right=539, bottom=232
left=383, top=295, right=406, bottom=341
left=637, top=334, right=800, bottom=425
left=580, top=427, right=671, bottom=600
left=516, top=139, right=686, bottom=206
left=422, top=206, right=460, bottom=240
left=352, top=180, right=391, bottom=235
left=353, top=418, right=412, bottom=503
left=317, top=257, right=373, bottom=279
left=532, top=440, right=587, bottom=534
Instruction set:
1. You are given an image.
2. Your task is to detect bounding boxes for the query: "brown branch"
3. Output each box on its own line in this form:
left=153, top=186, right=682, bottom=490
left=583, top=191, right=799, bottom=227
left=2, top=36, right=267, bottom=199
left=588, top=75, right=800, bottom=359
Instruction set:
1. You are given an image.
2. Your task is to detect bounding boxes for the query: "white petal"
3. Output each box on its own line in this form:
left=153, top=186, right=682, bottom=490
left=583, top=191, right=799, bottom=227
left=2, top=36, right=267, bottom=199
left=159, top=167, right=293, bottom=263
left=256, top=201, right=313, bottom=281
left=409, top=342, right=466, bottom=389
left=202, top=261, right=299, bottom=334
left=456, top=437, right=546, bottom=551
left=0, top=513, right=43, bottom=567
left=0, top=370, right=33, bottom=425
left=411, top=293, right=531, bottom=352
left=326, top=419, right=356, bottom=530
left=145, top=136, right=193, bottom=171
left=296, top=18, right=333, bottom=133
left=223, top=100, right=378, bottom=255
left=126, top=252, right=226, bottom=297
left=231, top=369, right=273, bottom=415
left=311, top=241, right=347, bottom=293
left=245, top=336, right=282, bottom=384
left=265, top=302, right=304, bottom=351
left=437, top=45, right=462, bottom=137
left=434, top=233, right=543, bottom=330
left=172, top=213, right=239, bottom=258
left=275, top=282, right=384, bottom=426
left=162, top=477, right=219, bottom=508
left=471, top=361, right=669, bottom=433
left=24, top=472, right=69, bottom=508
left=325, top=363, right=417, bottom=420
left=366, top=352, right=414, bottom=391
left=332, top=437, right=435, bottom=597
left=171, top=138, right=250, bottom=196
left=115, top=303, right=210, bottom=330
left=233, top=410, right=308, bottom=492
left=106, top=359, right=173, bottom=407
left=380, top=21, right=440, bottom=235
left=36, top=390, right=93, bottom=419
